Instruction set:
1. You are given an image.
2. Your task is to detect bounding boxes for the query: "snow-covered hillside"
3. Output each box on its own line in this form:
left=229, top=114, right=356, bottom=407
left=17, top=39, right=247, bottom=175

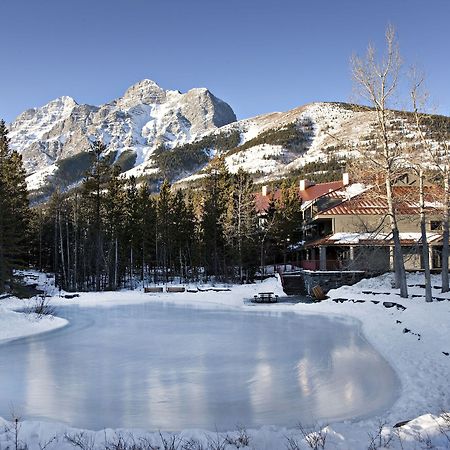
left=174, top=102, right=377, bottom=187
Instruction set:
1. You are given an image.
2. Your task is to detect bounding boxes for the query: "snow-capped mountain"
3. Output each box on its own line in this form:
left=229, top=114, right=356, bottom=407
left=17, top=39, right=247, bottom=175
left=8, top=79, right=236, bottom=193
left=8, top=82, right=450, bottom=199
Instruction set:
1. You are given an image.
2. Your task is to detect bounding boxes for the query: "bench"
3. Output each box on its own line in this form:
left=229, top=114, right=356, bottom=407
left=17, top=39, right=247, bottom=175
left=166, top=286, right=186, bottom=293
left=144, top=287, right=164, bottom=293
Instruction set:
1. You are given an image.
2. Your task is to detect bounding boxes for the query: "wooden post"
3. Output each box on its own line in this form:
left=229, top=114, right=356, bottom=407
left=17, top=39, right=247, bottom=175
left=319, top=246, right=327, bottom=271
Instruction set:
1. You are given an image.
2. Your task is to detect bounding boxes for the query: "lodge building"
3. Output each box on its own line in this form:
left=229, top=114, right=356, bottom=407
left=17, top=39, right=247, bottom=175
left=256, top=173, right=447, bottom=275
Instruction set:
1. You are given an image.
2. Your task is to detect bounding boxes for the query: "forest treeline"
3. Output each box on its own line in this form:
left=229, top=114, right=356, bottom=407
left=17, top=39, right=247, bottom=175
left=0, top=123, right=303, bottom=292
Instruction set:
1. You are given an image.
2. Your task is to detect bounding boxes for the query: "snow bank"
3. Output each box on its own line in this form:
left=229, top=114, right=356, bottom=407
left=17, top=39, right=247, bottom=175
left=0, top=306, right=67, bottom=344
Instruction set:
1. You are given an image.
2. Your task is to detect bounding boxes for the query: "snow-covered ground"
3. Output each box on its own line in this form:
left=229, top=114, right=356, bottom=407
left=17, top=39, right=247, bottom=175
left=0, top=271, right=449, bottom=449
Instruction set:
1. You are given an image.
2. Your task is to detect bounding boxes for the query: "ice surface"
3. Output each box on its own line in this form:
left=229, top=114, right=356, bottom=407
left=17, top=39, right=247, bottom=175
left=0, top=302, right=398, bottom=431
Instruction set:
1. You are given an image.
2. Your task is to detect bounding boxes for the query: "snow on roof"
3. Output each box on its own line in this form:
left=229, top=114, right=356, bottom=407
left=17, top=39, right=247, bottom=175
left=305, top=232, right=443, bottom=247
left=334, top=182, right=368, bottom=200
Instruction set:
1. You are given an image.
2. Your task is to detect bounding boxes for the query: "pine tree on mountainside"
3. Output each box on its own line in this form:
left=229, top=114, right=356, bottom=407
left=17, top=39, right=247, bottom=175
left=136, top=182, right=157, bottom=286
left=224, top=168, right=258, bottom=282
left=170, top=189, right=196, bottom=281
left=273, top=181, right=303, bottom=267
left=125, top=176, right=142, bottom=288
left=259, top=194, right=277, bottom=273
left=201, top=157, right=231, bottom=280
left=46, top=189, right=67, bottom=288
left=0, top=120, right=30, bottom=292
left=156, top=179, right=173, bottom=282
left=104, top=165, right=126, bottom=290
left=184, top=190, right=202, bottom=280
left=82, top=139, right=111, bottom=291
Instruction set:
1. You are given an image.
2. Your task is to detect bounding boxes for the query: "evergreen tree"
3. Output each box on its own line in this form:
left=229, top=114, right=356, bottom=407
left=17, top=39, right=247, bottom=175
left=201, top=157, right=231, bottom=279
left=156, top=179, right=173, bottom=281
left=224, top=168, right=258, bottom=282
left=81, top=140, right=111, bottom=290
left=125, top=176, right=141, bottom=288
left=259, top=194, right=277, bottom=274
left=0, top=120, right=30, bottom=292
left=136, top=182, right=156, bottom=286
left=272, top=181, right=303, bottom=267
left=171, top=189, right=196, bottom=281
left=104, top=165, right=125, bottom=289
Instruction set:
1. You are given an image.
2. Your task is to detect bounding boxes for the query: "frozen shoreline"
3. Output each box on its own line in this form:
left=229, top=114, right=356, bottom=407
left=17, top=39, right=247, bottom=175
left=0, top=271, right=449, bottom=449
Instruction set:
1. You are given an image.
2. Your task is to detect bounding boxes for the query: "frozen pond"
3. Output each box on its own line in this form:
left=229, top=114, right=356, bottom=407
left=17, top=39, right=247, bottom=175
left=0, top=303, right=399, bottom=431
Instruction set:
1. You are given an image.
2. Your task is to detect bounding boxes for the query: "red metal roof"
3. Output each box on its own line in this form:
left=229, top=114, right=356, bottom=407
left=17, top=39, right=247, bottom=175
left=318, top=185, right=444, bottom=216
left=300, top=181, right=344, bottom=201
left=255, top=180, right=344, bottom=213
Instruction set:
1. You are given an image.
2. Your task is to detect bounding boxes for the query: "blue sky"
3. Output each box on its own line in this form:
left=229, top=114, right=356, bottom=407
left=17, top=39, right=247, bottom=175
left=1, top=0, right=449, bottom=123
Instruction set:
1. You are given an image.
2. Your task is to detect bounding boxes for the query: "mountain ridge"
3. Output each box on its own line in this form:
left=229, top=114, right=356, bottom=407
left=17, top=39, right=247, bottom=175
left=6, top=80, right=450, bottom=200
left=8, top=79, right=236, bottom=196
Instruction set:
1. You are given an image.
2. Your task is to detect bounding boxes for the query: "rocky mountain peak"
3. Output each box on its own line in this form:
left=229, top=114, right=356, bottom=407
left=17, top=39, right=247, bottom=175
left=9, top=79, right=238, bottom=195
left=119, top=79, right=167, bottom=108
left=12, top=95, right=78, bottom=125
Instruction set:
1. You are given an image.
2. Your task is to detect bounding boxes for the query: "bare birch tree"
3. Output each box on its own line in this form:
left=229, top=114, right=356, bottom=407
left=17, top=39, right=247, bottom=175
left=351, top=25, right=408, bottom=298
left=409, top=76, right=433, bottom=302
left=439, top=140, right=450, bottom=292
left=409, top=74, right=450, bottom=292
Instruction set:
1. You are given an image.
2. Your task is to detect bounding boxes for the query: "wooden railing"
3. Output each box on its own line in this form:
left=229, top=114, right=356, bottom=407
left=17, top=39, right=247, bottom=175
left=300, top=259, right=350, bottom=271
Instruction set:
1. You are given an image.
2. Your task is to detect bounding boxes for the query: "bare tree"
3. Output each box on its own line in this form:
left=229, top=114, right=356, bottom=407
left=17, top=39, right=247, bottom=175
left=410, top=75, right=433, bottom=302
left=409, top=74, right=450, bottom=292
left=351, top=25, right=408, bottom=298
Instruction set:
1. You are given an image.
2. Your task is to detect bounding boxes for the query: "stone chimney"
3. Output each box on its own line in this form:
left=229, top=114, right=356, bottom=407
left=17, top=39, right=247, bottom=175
left=342, top=172, right=350, bottom=186
left=261, top=185, right=268, bottom=196
left=299, top=179, right=313, bottom=191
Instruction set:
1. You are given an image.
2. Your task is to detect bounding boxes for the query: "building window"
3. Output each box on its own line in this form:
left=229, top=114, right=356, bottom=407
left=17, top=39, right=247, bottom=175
left=430, top=221, right=442, bottom=231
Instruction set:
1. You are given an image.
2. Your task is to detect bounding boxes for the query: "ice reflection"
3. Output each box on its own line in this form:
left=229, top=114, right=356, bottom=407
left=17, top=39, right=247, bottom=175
left=0, top=304, right=399, bottom=430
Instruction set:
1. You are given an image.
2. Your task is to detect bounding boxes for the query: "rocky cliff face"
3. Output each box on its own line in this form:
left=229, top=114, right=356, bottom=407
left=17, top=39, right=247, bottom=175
left=8, top=79, right=236, bottom=189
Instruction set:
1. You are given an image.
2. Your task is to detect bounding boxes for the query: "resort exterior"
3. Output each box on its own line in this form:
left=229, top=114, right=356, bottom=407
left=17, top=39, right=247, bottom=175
left=257, top=173, right=447, bottom=279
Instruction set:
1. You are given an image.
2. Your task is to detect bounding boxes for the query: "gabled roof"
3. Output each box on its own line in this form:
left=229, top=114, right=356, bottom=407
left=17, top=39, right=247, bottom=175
left=300, top=181, right=344, bottom=201
left=255, top=180, right=344, bottom=213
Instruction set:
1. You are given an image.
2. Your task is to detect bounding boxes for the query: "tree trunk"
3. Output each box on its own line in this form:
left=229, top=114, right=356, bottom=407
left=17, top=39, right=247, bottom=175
left=419, top=170, right=432, bottom=302
left=130, top=246, right=134, bottom=290
left=54, top=214, right=58, bottom=285
left=442, top=173, right=449, bottom=292
left=114, top=237, right=118, bottom=290
left=260, top=238, right=265, bottom=281
left=59, top=211, right=67, bottom=289
left=385, top=177, right=408, bottom=298
left=66, top=217, right=71, bottom=290
left=73, top=196, right=78, bottom=291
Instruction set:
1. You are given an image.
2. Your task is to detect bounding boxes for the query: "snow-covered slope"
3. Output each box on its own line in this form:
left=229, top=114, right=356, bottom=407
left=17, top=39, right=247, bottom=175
left=174, top=102, right=372, bottom=186
left=8, top=79, right=236, bottom=192
left=177, top=101, right=450, bottom=187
